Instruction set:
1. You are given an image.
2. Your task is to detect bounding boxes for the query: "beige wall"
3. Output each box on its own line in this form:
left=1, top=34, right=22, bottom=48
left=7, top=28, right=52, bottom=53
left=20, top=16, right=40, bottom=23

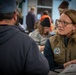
left=28, top=0, right=37, bottom=15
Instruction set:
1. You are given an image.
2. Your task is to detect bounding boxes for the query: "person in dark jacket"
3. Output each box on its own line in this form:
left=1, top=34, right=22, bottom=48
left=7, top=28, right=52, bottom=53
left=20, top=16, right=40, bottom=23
left=44, top=9, right=76, bottom=71
left=16, top=7, right=25, bottom=33
left=26, top=6, right=36, bottom=33
left=0, top=0, right=50, bottom=75
left=58, top=1, right=69, bottom=15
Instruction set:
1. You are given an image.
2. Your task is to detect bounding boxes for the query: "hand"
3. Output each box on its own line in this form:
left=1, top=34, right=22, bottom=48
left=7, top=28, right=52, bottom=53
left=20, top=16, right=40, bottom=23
left=64, top=59, right=76, bottom=68
left=70, top=59, right=76, bottom=64
left=64, top=61, right=71, bottom=68
left=39, top=45, right=44, bottom=52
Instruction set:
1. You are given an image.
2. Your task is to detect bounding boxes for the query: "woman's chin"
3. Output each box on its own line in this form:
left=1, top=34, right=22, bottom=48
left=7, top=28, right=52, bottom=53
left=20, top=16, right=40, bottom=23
left=58, top=31, right=65, bottom=35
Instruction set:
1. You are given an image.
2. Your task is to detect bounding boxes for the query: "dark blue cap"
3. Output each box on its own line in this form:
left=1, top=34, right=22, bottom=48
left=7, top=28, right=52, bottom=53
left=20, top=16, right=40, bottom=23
left=0, top=0, right=16, bottom=13
left=40, top=18, right=50, bottom=27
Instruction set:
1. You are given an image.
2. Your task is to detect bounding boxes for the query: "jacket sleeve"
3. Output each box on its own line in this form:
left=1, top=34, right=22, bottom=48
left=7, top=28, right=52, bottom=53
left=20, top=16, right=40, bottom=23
left=44, top=39, right=64, bottom=71
left=25, top=39, right=50, bottom=75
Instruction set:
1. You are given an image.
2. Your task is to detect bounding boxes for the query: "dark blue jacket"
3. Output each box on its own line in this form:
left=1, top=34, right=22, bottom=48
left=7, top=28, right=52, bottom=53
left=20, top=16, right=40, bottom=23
left=44, top=39, right=64, bottom=71
left=0, top=25, right=49, bottom=75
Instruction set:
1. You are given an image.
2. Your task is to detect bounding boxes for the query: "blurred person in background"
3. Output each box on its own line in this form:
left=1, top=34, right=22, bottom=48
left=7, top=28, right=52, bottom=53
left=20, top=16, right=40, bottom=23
left=40, top=10, right=52, bottom=22
left=16, top=7, right=25, bottom=33
left=29, top=20, right=40, bottom=36
left=26, top=6, right=37, bottom=33
left=40, top=10, right=55, bottom=35
left=40, top=10, right=53, bottom=31
left=58, top=1, right=69, bottom=15
left=29, top=18, right=51, bottom=53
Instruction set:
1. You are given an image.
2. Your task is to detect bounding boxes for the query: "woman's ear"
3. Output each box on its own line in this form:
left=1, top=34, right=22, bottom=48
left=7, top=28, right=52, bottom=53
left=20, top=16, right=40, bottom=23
left=74, top=24, right=76, bottom=28
left=72, top=24, right=76, bottom=32
left=73, top=24, right=76, bottom=29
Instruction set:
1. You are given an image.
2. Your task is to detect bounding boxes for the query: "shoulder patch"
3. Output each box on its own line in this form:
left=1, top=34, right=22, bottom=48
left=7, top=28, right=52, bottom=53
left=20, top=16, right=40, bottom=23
left=54, top=47, right=60, bottom=54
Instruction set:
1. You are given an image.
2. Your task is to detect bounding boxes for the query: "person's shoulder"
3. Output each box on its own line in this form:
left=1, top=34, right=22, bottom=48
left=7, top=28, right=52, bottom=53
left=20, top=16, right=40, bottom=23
left=29, top=29, right=39, bottom=36
left=26, top=11, right=32, bottom=16
left=49, top=34, right=57, bottom=40
left=49, top=34, right=58, bottom=43
left=31, top=12, right=35, bottom=16
left=17, top=31, right=35, bottom=43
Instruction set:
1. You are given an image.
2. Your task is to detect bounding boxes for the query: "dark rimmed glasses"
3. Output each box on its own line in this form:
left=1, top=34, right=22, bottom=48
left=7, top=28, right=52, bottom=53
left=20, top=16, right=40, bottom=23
left=55, top=19, right=73, bottom=27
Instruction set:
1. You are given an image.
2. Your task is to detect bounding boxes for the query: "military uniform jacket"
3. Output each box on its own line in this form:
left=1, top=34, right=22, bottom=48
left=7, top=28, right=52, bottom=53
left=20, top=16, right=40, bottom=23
left=44, top=33, right=76, bottom=70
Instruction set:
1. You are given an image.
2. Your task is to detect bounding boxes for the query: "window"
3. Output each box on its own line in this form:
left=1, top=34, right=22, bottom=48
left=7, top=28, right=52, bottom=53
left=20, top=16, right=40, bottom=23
left=37, top=0, right=53, bottom=19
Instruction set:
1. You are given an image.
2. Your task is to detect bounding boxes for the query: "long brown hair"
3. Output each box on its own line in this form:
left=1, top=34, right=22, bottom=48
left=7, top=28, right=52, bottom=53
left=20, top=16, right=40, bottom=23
left=38, top=24, right=45, bottom=35
left=64, top=9, right=76, bottom=24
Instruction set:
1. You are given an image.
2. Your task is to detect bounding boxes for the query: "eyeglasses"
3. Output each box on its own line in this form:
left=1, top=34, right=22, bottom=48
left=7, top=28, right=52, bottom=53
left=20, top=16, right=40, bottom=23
left=55, top=19, right=73, bottom=27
